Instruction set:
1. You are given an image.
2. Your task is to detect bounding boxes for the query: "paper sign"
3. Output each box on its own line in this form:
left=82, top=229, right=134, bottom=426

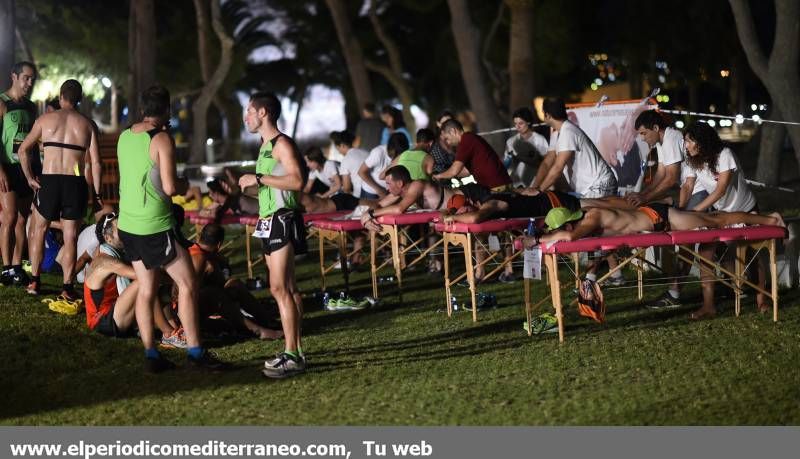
left=488, top=234, right=501, bottom=252
left=523, top=247, right=542, bottom=280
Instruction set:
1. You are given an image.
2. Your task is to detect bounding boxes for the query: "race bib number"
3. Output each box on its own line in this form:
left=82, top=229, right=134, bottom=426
left=252, top=217, right=273, bottom=239
left=523, top=247, right=542, bottom=280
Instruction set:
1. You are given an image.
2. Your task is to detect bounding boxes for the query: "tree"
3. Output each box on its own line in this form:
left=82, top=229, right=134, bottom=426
left=127, top=0, right=156, bottom=123
left=0, top=0, right=13, bottom=89
left=364, top=0, right=417, bottom=134
left=729, top=0, right=800, bottom=185
left=446, top=0, right=504, bottom=144
left=506, top=0, right=535, bottom=111
left=324, top=0, right=374, bottom=112
left=189, top=0, right=233, bottom=164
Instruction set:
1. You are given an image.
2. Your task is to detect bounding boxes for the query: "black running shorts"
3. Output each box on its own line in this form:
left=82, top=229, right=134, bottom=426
left=35, top=174, right=88, bottom=220
left=260, top=208, right=307, bottom=256
left=1, top=163, right=39, bottom=198
left=118, top=228, right=184, bottom=270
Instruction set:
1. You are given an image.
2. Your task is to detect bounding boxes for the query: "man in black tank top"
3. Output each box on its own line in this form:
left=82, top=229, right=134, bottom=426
left=0, top=62, right=39, bottom=287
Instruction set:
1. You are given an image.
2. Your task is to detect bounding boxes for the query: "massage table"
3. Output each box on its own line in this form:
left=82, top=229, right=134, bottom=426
left=522, top=225, right=787, bottom=342
left=435, top=218, right=530, bottom=322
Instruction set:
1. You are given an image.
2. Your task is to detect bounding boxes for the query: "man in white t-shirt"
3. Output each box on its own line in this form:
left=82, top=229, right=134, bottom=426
left=505, top=107, right=549, bottom=188
left=359, top=144, right=393, bottom=199
left=331, top=131, right=375, bottom=199
left=626, top=110, right=684, bottom=206
left=531, top=97, right=617, bottom=198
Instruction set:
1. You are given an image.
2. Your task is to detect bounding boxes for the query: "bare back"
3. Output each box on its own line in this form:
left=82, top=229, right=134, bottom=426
left=39, top=109, right=95, bottom=175
left=594, top=208, right=656, bottom=236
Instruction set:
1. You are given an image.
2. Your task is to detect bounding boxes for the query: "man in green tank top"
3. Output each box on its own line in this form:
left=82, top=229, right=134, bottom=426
left=238, top=92, right=308, bottom=379
left=117, top=85, right=227, bottom=373
left=394, top=128, right=435, bottom=181
left=0, top=62, right=39, bottom=287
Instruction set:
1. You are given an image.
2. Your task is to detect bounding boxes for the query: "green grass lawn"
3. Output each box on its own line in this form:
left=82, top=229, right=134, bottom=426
left=1, top=230, right=799, bottom=425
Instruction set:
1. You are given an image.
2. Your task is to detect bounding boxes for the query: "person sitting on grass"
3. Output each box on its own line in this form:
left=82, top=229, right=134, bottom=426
left=523, top=205, right=785, bottom=320
left=83, top=212, right=186, bottom=347
left=188, top=223, right=283, bottom=340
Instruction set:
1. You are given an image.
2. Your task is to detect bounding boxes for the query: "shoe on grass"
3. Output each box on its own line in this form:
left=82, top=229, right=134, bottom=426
left=26, top=280, right=40, bottom=295
left=160, top=327, right=188, bottom=348
left=262, top=352, right=306, bottom=379
left=187, top=350, right=231, bottom=372
left=498, top=272, right=517, bottom=283
left=332, top=296, right=367, bottom=311
left=645, top=292, right=681, bottom=310
left=144, top=355, right=176, bottom=374
left=523, top=312, right=559, bottom=334
left=11, top=268, right=30, bottom=286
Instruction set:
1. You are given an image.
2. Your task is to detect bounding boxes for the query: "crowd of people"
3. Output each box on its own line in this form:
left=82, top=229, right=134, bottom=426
left=0, top=61, right=786, bottom=378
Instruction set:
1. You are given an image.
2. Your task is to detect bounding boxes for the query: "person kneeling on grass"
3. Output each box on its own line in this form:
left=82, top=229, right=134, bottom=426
left=523, top=205, right=785, bottom=320
left=188, top=223, right=283, bottom=340
left=83, top=213, right=186, bottom=347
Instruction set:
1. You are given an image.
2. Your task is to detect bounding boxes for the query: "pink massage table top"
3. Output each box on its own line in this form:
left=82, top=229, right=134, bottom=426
left=539, top=232, right=674, bottom=254
left=668, top=225, right=787, bottom=244
left=376, top=210, right=441, bottom=225
left=238, top=211, right=350, bottom=226
left=311, top=218, right=365, bottom=231
left=189, top=213, right=243, bottom=226
left=434, top=218, right=529, bottom=234
left=528, top=225, right=786, bottom=254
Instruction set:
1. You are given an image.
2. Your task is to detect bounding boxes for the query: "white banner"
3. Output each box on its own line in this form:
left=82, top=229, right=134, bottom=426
left=566, top=101, right=658, bottom=193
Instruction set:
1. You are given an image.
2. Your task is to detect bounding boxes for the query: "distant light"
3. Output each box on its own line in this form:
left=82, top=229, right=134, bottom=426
left=656, top=95, right=664, bottom=102
left=594, top=78, right=603, bottom=86
left=122, top=107, right=128, bottom=116
left=658, top=75, right=666, bottom=83
left=608, top=73, right=616, bottom=82
left=735, top=114, right=744, bottom=124
left=590, top=83, right=599, bottom=91
left=752, top=115, right=762, bottom=123
left=750, top=104, right=758, bottom=111
left=720, top=69, right=730, bottom=78
left=720, top=120, right=731, bottom=127
left=707, top=120, right=716, bottom=127
left=759, top=104, right=767, bottom=111
left=206, top=138, right=213, bottom=146
left=675, top=120, right=685, bottom=129
left=662, top=95, right=670, bottom=102
left=709, top=105, right=716, bottom=113
left=600, top=53, right=608, bottom=60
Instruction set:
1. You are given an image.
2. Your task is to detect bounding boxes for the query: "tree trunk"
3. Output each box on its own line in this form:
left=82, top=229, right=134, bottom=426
left=506, top=0, right=535, bottom=111
left=291, top=84, right=306, bottom=139
left=190, top=0, right=234, bottom=165
left=366, top=1, right=416, bottom=135
left=193, top=0, right=233, bottom=155
left=110, top=83, right=119, bottom=132
left=0, top=0, right=14, bottom=89
left=15, top=26, right=33, bottom=64
left=446, top=0, right=505, bottom=151
left=730, top=0, right=800, bottom=183
left=127, top=0, right=156, bottom=123
left=755, top=109, right=785, bottom=185
left=324, top=0, right=374, bottom=112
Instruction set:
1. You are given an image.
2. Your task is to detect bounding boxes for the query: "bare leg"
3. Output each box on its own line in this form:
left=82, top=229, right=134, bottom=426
left=0, top=191, right=19, bottom=267
left=112, top=281, right=140, bottom=331
left=163, top=244, right=201, bottom=348
left=27, top=208, right=50, bottom=278
left=690, top=243, right=718, bottom=320
left=12, top=196, right=31, bottom=265
left=60, top=219, right=79, bottom=285
left=266, top=243, right=301, bottom=352
left=669, top=209, right=784, bottom=231
left=130, top=261, right=159, bottom=350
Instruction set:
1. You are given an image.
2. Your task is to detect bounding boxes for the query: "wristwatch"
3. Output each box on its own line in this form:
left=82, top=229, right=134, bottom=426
left=255, top=173, right=264, bottom=186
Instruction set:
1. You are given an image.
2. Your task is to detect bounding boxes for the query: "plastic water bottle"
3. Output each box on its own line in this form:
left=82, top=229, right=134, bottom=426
left=527, top=218, right=535, bottom=236
left=322, top=292, right=330, bottom=308
left=451, top=296, right=459, bottom=311
left=339, top=291, right=347, bottom=300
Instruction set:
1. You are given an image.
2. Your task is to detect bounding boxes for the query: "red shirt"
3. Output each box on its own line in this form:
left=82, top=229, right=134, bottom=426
left=84, top=276, right=119, bottom=330
left=455, top=132, right=511, bottom=189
